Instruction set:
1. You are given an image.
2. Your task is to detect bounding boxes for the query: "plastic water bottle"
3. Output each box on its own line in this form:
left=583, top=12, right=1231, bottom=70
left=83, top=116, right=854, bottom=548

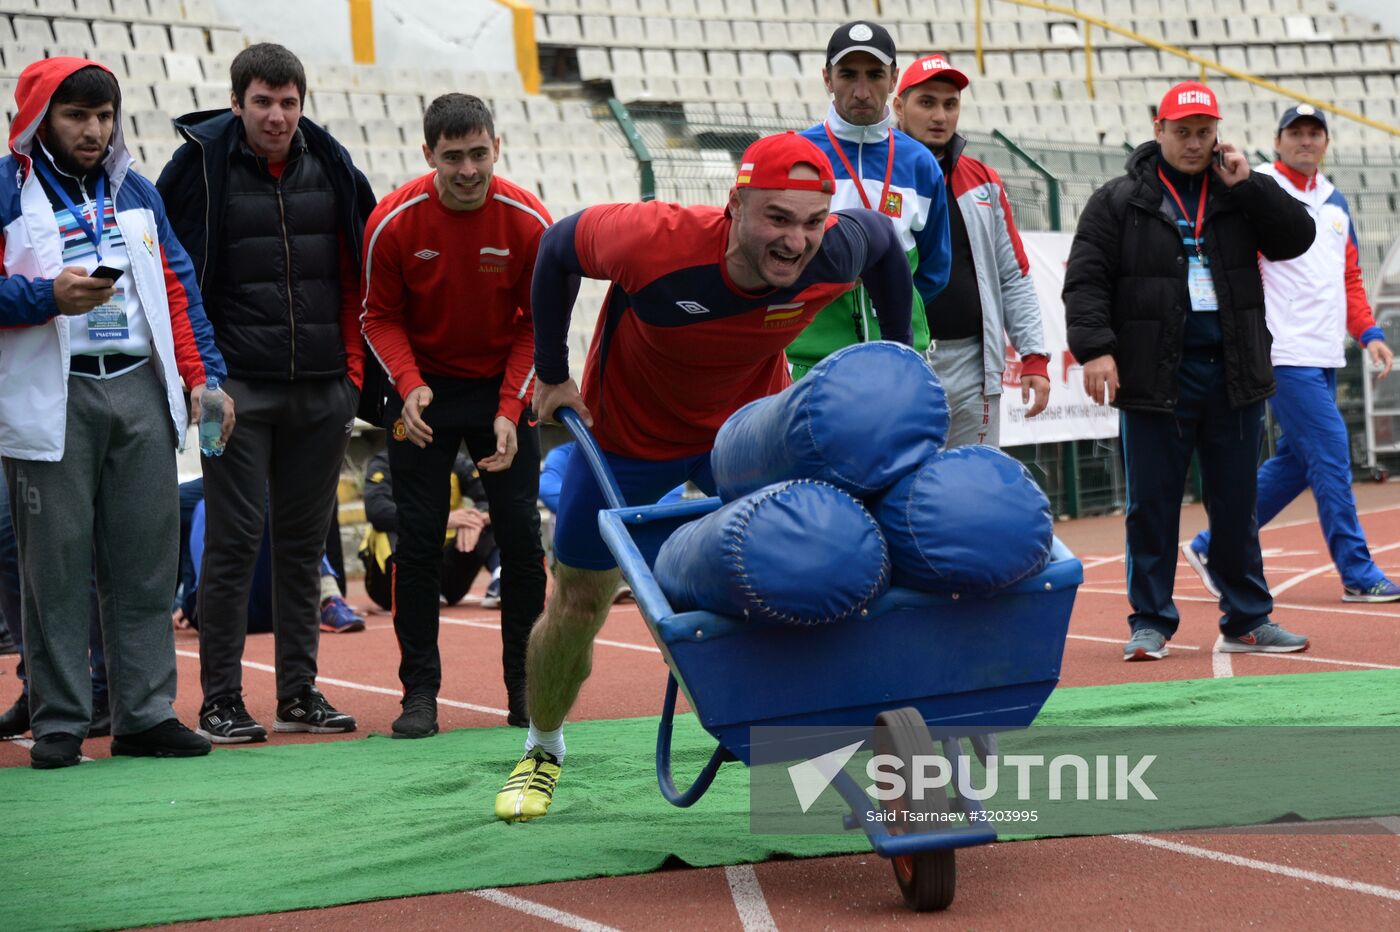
left=199, top=379, right=227, bottom=457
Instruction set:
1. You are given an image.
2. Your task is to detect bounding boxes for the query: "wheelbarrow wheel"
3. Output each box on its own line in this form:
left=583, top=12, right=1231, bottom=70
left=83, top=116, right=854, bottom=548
left=874, top=707, right=956, bottom=912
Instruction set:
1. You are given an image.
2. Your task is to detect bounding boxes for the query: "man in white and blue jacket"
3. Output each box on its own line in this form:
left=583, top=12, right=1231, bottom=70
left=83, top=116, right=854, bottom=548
left=0, top=57, right=230, bottom=768
left=788, top=21, right=951, bottom=377
left=1186, top=105, right=1399, bottom=603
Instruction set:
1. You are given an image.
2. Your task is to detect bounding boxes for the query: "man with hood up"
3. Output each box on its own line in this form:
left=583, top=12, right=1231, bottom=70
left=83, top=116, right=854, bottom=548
left=0, top=57, right=230, bottom=768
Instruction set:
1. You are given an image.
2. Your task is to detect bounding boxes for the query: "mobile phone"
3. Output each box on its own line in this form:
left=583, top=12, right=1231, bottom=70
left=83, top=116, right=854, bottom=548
left=1213, top=149, right=1228, bottom=171
left=90, top=265, right=123, bottom=282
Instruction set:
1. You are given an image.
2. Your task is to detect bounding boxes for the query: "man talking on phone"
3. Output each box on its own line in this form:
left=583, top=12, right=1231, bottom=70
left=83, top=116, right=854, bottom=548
left=1063, top=81, right=1315, bottom=664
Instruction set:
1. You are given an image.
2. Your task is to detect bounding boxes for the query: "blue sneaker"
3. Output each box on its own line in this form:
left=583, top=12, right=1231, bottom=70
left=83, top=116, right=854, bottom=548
left=1342, top=579, right=1400, bottom=603
left=319, top=595, right=365, bottom=633
left=1124, top=628, right=1169, bottom=661
left=1216, top=622, right=1309, bottom=654
left=1180, top=542, right=1221, bottom=598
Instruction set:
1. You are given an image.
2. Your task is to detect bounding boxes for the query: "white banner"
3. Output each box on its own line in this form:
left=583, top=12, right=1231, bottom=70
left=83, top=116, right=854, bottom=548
left=998, top=231, right=1120, bottom=446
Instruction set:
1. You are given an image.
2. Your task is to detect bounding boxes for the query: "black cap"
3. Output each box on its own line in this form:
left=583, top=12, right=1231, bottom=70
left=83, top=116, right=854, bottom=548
left=825, top=21, right=896, bottom=67
left=1278, top=103, right=1328, bottom=133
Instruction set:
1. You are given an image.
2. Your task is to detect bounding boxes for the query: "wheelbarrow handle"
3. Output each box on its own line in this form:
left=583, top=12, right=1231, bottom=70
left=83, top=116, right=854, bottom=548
left=557, top=407, right=627, bottom=511
left=657, top=672, right=733, bottom=808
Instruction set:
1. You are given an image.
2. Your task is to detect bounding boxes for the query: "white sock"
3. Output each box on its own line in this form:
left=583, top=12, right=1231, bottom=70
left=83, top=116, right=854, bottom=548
left=525, top=722, right=565, bottom=761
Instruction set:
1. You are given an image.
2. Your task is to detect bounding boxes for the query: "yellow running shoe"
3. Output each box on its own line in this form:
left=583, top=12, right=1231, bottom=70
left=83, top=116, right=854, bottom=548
left=495, top=748, right=561, bottom=822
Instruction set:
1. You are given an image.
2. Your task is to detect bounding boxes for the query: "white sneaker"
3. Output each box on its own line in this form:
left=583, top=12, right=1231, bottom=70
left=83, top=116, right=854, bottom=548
left=1180, top=542, right=1221, bottom=599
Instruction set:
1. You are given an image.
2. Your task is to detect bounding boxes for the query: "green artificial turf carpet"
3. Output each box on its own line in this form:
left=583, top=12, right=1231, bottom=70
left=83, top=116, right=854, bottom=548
left=5, top=669, right=1397, bottom=930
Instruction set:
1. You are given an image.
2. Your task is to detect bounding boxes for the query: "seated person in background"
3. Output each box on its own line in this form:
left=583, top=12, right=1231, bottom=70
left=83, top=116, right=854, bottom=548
left=175, top=478, right=364, bottom=634
left=360, top=449, right=502, bottom=611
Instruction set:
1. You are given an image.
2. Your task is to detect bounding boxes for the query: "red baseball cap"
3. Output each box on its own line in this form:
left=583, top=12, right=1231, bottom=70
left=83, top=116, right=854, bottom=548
left=1156, top=81, right=1221, bottom=121
left=735, top=131, right=835, bottom=194
left=896, top=53, right=969, bottom=97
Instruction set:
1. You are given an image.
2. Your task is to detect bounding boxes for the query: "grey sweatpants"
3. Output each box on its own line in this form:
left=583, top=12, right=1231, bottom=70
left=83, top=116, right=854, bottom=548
left=928, top=336, right=1002, bottom=448
left=5, top=363, right=180, bottom=739
left=197, top=376, right=355, bottom=704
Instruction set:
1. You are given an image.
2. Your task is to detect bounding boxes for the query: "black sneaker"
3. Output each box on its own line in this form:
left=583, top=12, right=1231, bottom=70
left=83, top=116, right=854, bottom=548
left=89, top=696, right=111, bottom=738
left=198, top=694, right=268, bottom=744
left=0, top=693, right=30, bottom=738
left=274, top=686, right=356, bottom=734
left=111, top=718, right=211, bottom=758
left=31, top=732, right=82, bottom=769
left=392, top=692, right=438, bottom=739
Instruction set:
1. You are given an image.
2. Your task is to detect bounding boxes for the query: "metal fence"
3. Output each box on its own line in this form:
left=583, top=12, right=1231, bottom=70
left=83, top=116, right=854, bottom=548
left=594, top=99, right=1400, bottom=516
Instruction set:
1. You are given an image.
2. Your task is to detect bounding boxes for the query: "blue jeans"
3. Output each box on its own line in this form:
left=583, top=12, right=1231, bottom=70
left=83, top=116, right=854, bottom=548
left=1121, top=352, right=1273, bottom=638
left=0, top=476, right=107, bottom=703
left=1193, top=366, right=1383, bottom=591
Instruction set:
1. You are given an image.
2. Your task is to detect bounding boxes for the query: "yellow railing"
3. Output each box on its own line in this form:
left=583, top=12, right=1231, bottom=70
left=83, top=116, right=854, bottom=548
left=973, top=0, right=1400, bottom=140
left=495, top=0, right=543, bottom=95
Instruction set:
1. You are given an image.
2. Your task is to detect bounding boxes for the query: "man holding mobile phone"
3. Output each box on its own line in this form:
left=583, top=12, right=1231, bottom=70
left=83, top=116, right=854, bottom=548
left=1065, top=81, right=1317, bottom=664
left=0, top=57, right=230, bottom=768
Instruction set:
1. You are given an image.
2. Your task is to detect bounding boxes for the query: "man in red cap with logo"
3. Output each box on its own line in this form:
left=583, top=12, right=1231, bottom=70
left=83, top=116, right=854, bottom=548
left=1064, top=81, right=1315, bottom=664
left=893, top=53, right=1050, bottom=447
left=493, top=131, right=916, bottom=823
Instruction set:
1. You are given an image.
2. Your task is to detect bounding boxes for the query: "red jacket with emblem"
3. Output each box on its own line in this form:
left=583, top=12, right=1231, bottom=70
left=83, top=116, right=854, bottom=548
left=360, top=173, right=549, bottom=422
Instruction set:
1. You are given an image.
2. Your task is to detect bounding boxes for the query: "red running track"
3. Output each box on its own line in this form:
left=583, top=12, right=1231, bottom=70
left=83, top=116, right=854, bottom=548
left=5, top=485, right=1399, bottom=929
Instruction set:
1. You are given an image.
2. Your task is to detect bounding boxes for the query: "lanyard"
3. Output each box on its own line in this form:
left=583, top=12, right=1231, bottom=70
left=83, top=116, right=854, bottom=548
left=1156, top=168, right=1208, bottom=258
left=35, top=160, right=106, bottom=259
left=823, top=123, right=896, bottom=215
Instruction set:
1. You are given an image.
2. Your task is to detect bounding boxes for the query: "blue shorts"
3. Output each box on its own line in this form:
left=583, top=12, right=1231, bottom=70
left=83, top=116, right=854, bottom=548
left=553, top=447, right=715, bottom=570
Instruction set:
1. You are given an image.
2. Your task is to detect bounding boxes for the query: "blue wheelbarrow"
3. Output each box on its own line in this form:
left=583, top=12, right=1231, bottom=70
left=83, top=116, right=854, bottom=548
left=558, top=409, right=1082, bottom=911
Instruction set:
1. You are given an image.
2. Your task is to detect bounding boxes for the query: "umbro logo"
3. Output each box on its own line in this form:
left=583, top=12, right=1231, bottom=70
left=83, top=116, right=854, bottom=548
left=676, top=301, right=711, bottom=315
left=414, top=249, right=440, bottom=260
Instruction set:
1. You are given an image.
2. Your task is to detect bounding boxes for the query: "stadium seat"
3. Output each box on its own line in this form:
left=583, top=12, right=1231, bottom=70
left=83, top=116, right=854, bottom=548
left=90, top=21, right=132, bottom=51
left=643, top=16, right=673, bottom=45
left=10, top=16, right=51, bottom=45
left=170, top=24, right=205, bottom=55
left=614, top=15, right=643, bottom=45
left=192, top=83, right=225, bottom=110
left=610, top=47, right=644, bottom=76
left=577, top=46, right=610, bottom=81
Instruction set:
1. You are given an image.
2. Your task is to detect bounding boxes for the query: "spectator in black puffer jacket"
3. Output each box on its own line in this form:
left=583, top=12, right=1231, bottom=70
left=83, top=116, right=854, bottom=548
left=156, top=43, right=379, bottom=746
left=1064, top=81, right=1315, bottom=666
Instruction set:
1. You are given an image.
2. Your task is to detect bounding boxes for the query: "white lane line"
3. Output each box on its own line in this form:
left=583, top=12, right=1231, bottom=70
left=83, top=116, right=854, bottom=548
left=1078, top=588, right=1400, bottom=620
left=6, top=736, right=94, bottom=762
left=471, top=889, right=620, bottom=931
left=1271, top=541, right=1400, bottom=597
left=1081, top=554, right=1125, bottom=569
left=440, top=617, right=662, bottom=654
left=1211, top=650, right=1234, bottom=678
left=1068, top=633, right=1201, bottom=651
left=725, top=864, right=778, bottom=932
left=172, top=650, right=508, bottom=717
left=1114, top=833, right=1400, bottom=902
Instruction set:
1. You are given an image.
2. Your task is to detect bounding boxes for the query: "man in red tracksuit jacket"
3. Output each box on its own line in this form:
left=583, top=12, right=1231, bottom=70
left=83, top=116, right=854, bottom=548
left=361, top=94, right=547, bottom=738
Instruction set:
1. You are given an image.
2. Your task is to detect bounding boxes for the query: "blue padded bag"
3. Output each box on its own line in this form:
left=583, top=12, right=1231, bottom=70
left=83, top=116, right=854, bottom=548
left=872, top=446, right=1053, bottom=594
left=655, top=480, right=889, bottom=625
left=712, top=341, right=948, bottom=502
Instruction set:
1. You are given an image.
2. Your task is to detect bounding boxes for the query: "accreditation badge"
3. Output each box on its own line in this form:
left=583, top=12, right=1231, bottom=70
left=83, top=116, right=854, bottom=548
left=1186, top=256, right=1218, bottom=312
left=87, top=285, right=130, bottom=340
